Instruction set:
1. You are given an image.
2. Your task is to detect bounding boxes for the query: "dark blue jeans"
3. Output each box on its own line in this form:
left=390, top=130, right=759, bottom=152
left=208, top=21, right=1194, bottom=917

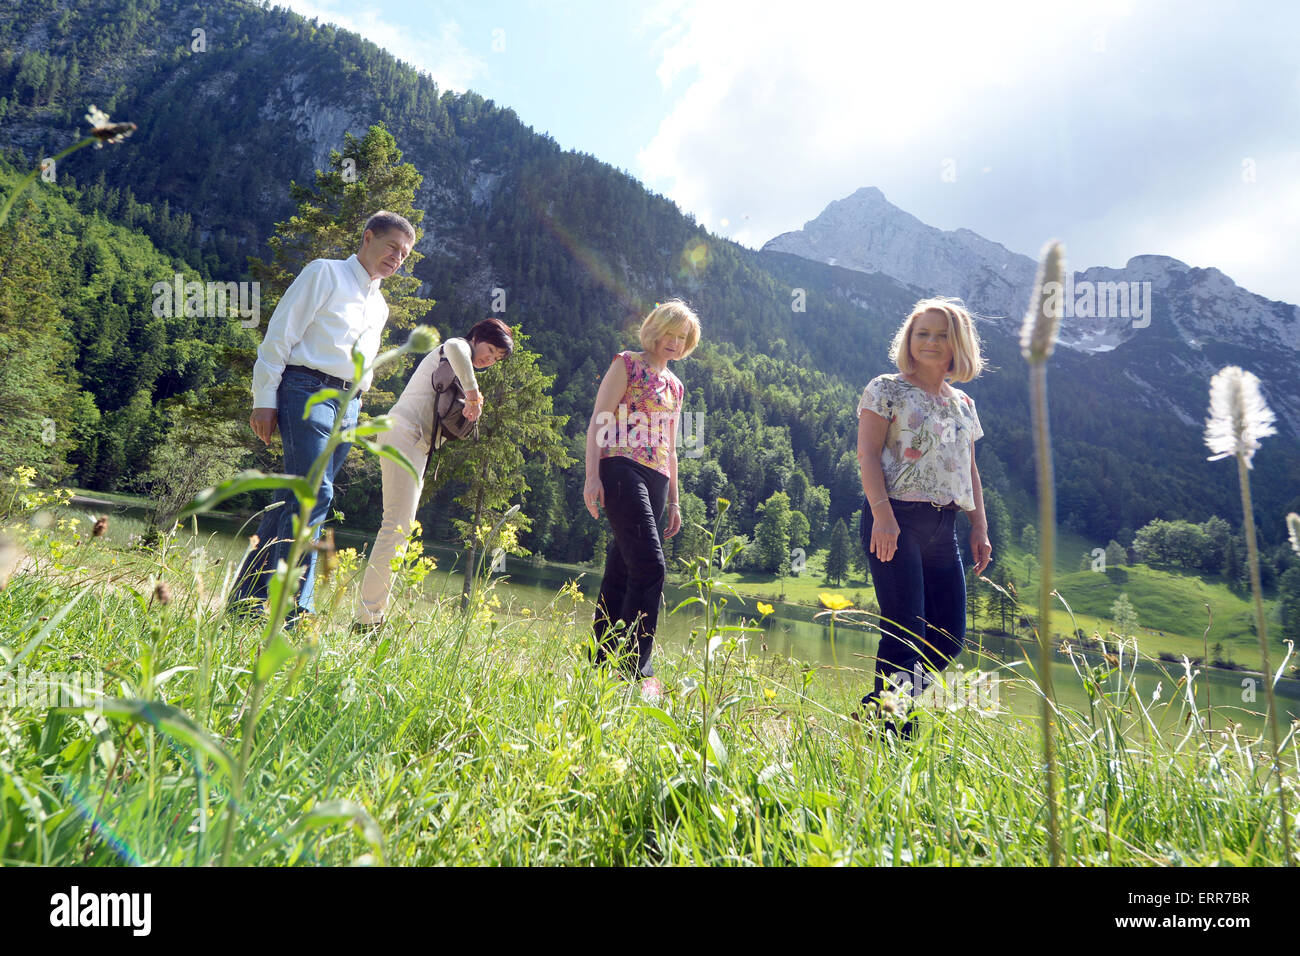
left=593, top=456, right=668, bottom=678
left=860, top=498, right=966, bottom=707
left=229, top=367, right=360, bottom=615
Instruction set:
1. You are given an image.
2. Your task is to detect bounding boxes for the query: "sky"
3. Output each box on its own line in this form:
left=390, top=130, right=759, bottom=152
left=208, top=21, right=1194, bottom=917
left=274, top=0, right=1300, bottom=305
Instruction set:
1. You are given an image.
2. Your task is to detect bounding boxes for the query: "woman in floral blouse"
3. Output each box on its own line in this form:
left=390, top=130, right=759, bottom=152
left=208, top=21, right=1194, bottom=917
left=856, top=296, right=992, bottom=735
left=584, top=300, right=701, bottom=700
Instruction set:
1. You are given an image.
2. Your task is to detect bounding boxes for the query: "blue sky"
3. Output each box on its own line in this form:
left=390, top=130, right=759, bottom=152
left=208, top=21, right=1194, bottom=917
left=276, top=0, right=1300, bottom=306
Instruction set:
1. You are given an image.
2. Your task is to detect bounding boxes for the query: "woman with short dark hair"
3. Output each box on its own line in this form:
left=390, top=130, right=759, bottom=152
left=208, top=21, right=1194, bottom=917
left=355, top=318, right=514, bottom=629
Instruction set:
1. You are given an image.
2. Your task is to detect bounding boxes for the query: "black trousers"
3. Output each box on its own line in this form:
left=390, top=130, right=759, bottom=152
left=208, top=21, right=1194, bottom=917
left=592, top=456, right=669, bottom=678
left=859, top=498, right=967, bottom=735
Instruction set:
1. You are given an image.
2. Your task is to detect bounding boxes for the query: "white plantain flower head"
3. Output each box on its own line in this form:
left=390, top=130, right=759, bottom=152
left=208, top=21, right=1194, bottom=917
left=1204, top=366, right=1276, bottom=468
left=1021, top=241, right=1065, bottom=364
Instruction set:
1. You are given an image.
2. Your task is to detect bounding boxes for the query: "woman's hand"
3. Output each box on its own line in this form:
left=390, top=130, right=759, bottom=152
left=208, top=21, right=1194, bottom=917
left=464, top=389, right=483, bottom=422
left=583, top=476, right=605, bottom=519
left=970, top=525, right=992, bottom=575
left=870, top=507, right=901, bottom=562
left=664, top=504, right=681, bottom=539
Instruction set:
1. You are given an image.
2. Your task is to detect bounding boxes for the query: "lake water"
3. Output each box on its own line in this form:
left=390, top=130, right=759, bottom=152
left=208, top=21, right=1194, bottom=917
left=65, top=499, right=1300, bottom=738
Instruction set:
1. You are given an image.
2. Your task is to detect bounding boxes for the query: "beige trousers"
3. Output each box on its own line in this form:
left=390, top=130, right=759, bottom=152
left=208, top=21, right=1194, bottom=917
left=356, top=413, right=431, bottom=624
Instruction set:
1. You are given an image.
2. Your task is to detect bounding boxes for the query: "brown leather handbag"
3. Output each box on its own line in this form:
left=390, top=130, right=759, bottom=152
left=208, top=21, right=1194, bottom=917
left=431, top=353, right=479, bottom=445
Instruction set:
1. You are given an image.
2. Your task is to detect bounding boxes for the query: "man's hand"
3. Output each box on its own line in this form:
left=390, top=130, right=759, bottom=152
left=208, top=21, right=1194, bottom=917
left=250, top=408, right=279, bottom=445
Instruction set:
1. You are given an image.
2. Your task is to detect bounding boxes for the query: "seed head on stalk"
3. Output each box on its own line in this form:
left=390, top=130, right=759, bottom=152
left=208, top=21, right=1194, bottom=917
left=1204, top=366, right=1276, bottom=468
left=1021, top=241, right=1065, bottom=364
left=0, top=105, right=137, bottom=229
left=406, top=325, right=440, bottom=353
left=1022, top=239, right=1065, bottom=867
left=1204, top=365, right=1291, bottom=865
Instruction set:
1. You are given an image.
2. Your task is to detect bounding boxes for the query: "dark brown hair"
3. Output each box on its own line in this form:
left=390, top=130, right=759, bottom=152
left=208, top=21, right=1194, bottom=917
left=466, top=317, right=515, bottom=357
left=362, top=210, right=416, bottom=242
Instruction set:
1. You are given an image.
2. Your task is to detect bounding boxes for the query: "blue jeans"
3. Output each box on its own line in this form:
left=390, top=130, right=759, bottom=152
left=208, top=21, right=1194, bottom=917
left=230, top=367, right=360, bottom=614
left=860, top=498, right=966, bottom=706
left=592, top=456, right=668, bottom=678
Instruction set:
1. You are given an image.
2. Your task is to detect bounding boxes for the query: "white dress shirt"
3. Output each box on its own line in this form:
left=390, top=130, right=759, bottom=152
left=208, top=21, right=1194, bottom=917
left=252, top=254, right=389, bottom=409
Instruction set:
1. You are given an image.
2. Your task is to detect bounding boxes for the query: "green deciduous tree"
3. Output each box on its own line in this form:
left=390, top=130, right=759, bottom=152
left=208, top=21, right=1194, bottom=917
left=669, top=490, right=709, bottom=575
left=753, top=490, right=792, bottom=575
left=1021, top=523, right=1037, bottom=554
left=982, top=486, right=1011, bottom=558
left=804, top=484, right=831, bottom=548
left=1111, top=592, right=1139, bottom=640
left=144, top=401, right=250, bottom=530
left=788, top=509, right=810, bottom=554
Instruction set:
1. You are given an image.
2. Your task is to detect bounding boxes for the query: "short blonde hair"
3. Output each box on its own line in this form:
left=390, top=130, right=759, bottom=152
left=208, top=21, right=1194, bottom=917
left=889, top=296, right=984, bottom=382
left=639, top=299, right=701, bottom=358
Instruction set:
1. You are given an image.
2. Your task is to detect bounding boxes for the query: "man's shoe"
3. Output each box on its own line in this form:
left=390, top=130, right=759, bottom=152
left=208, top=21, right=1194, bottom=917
left=350, top=619, right=383, bottom=636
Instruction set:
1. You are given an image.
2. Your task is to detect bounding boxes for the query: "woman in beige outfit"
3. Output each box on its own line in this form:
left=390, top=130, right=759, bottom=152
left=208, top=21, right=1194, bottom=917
left=356, top=318, right=514, bottom=627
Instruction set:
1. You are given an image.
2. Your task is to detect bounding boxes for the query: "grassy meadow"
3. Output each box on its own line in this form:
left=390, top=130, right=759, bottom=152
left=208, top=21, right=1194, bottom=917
left=1, top=505, right=1296, bottom=866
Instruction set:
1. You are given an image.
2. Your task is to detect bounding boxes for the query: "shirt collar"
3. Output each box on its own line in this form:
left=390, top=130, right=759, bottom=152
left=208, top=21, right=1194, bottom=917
left=346, top=254, right=382, bottom=294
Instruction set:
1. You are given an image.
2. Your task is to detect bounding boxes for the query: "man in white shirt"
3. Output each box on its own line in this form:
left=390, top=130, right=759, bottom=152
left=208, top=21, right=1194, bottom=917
left=229, top=210, right=416, bottom=625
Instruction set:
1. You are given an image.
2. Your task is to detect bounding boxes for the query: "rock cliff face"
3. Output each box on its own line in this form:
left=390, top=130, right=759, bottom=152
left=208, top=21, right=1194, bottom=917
left=763, top=186, right=1300, bottom=436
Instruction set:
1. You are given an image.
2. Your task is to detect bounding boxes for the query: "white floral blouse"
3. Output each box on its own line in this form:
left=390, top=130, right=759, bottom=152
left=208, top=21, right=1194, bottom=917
left=857, top=374, right=984, bottom=511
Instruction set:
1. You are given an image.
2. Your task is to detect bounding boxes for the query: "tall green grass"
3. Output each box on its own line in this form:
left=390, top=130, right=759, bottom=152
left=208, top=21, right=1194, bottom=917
left=1, top=517, right=1295, bottom=866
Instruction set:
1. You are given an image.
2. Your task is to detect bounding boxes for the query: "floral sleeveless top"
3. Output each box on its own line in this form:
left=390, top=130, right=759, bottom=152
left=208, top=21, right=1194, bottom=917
left=857, top=374, right=984, bottom=511
left=598, top=351, right=684, bottom=477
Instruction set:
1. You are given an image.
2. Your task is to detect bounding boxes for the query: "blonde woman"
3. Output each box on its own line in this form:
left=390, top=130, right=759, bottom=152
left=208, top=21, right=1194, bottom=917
left=584, top=300, right=701, bottom=697
left=355, top=318, right=513, bottom=630
left=856, top=297, right=992, bottom=735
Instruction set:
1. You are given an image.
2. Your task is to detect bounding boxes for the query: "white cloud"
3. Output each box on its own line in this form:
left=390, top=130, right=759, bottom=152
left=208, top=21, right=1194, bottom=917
left=275, top=0, right=487, bottom=92
left=632, top=0, right=1300, bottom=304
left=1154, top=155, right=1300, bottom=303
left=636, top=0, right=1125, bottom=245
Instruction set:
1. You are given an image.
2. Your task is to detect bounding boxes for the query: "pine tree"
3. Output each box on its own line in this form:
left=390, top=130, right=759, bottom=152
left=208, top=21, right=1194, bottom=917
left=0, top=200, right=80, bottom=478
left=989, top=563, right=1018, bottom=634
left=247, top=123, right=434, bottom=403
left=1278, top=567, right=1300, bottom=643
left=825, top=518, right=851, bottom=587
